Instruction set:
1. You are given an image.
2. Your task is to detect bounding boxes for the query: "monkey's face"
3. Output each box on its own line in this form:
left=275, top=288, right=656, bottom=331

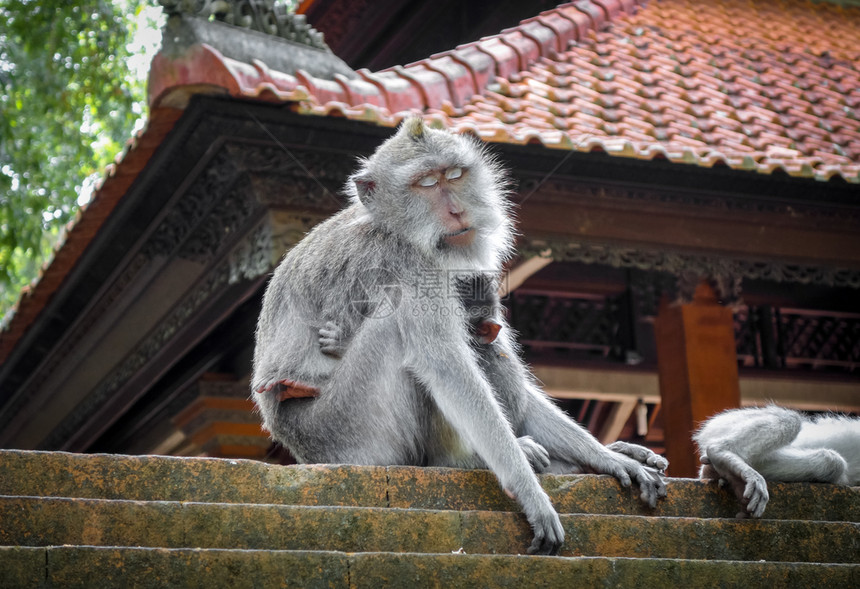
left=350, top=117, right=512, bottom=267
left=411, top=164, right=475, bottom=248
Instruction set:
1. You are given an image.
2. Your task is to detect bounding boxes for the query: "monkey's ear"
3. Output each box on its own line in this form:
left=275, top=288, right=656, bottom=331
left=352, top=171, right=377, bottom=206
left=402, top=115, right=426, bottom=141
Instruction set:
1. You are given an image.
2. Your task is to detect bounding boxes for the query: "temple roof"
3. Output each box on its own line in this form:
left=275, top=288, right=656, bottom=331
left=151, top=0, right=860, bottom=183
left=3, top=0, right=860, bottom=362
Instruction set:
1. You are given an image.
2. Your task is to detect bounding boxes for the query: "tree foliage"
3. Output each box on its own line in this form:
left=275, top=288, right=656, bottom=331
left=0, top=0, right=149, bottom=318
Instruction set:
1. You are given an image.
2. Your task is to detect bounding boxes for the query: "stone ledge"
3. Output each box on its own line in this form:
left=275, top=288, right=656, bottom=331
left=2, top=450, right=857, bottom=522
left=4, top=546, right=858, bottom=589
left=2, top=496, right=858, bottom=562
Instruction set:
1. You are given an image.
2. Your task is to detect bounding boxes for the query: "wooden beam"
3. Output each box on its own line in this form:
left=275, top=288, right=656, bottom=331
left=598, top=399, right=638, bottom=444
left=517, top=197, right=860, bottom=267
left=654, top=282, right=740, bottom=478
left=533, top=363, right=860, bottom=413
left=501, top=250, right=552, bottom=296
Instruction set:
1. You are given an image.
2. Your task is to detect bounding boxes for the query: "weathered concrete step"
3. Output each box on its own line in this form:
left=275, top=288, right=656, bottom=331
left=3, top=546, right=858, bottom=589
left=1, top=450, right=857, bottom=521
left=2, top=496, right=858, bottom=563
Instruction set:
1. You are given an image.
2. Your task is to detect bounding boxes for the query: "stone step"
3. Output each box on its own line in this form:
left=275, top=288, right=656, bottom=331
left=2, top=496, right=858, bottom=563
left=1, top=450, right=857, bottom=521
left=3, top=546, right=858, bottom=589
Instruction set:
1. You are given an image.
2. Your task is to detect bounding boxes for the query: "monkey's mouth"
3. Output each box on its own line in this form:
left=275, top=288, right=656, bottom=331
left=442, top=227, right=475, bottom=247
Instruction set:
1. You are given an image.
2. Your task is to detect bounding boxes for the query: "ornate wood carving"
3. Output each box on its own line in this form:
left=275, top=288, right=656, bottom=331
left=519, top=238, right=860, bottom=289
left=34, top=141, right=351, bottom=450
left=159, top=0, right=328, bottom=49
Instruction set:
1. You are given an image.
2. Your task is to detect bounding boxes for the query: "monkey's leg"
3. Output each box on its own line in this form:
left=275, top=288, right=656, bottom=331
left=756, top=447, right=849, bottom=485
left=518, top=435, right=551, bottom=472
left=694, top=406, right=807, bottom=517
left=261, top=325, right=424, bottom=466
left=695, top=406, right=803, bottom=469
left=703, top=444, right=769, bottom=518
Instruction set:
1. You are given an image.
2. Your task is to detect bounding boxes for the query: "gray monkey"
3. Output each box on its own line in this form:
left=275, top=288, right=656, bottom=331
left=253, top=118, right=667, bottom=555
left=319, top=272, right=666, bottom=474
left=694, top=405, right=859, bottom=518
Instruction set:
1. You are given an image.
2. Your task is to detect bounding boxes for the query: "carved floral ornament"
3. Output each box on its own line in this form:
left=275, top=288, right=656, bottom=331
left=158, top=0, right=327, bottom=50
left=519, top=239, right=860, bottom=290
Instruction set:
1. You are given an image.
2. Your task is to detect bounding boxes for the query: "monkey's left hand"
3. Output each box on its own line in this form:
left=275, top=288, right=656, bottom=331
left=607, top=440, right=668, bottom=472
left=600, top=453, right=667, bottom=508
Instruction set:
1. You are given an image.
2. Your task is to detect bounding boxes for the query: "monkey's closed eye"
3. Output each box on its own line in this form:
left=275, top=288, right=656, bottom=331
left=417, top=175, right=438, bottom=187
left=445, top=166, right=463, bottom=180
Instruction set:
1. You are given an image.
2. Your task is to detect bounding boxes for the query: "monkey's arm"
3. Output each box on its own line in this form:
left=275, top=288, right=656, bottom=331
left=485, top=330, right=666, bottom=507
left=522, top=388, right=666, bottom=507
left=400, top=305, right=564, bottom=555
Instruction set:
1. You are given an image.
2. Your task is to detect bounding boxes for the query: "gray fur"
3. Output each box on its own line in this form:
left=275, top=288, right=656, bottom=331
left=252, top=118, right=667, bottom=555
left=693, top=405, right=860, bottom=518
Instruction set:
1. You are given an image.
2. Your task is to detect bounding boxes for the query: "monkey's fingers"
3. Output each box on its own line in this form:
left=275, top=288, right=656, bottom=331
left=609, top=454, right=666, bottom=508
left=604, top=461, right=633, bottom=488
left=319, top=327, right=340, bottom=340
left=518, top=436, right=550, bottom=471
left=742, top=475, right=769, bottom=518
left=636, top=468, right=667, bottom=508
left=319, top=324, right=345, bottom=357
left=525, top=513, right=565, bottom=556
left=607, top=441, right=669, bottom=472
left=646, top=467, right=668, bottom=497
left=649, top=454, right=669, bottom=472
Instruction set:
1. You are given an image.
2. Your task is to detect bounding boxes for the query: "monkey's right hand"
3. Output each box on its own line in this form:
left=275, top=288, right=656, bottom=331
left=319, top=321, right=346, bottom=358
left=505, top=480, right=564, bottom=556
left=517, top=489, right=564, bottom=556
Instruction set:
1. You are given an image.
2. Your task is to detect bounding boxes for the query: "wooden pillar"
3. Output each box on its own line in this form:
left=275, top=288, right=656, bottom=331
left=654, top=281, right=740, bottom=477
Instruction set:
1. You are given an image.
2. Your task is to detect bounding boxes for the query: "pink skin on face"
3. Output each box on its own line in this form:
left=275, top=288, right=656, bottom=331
left=413, top=166, right=474, bottom=247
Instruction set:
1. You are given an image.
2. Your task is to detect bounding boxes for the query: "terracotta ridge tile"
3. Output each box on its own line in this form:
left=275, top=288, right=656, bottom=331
left=570, top=0, right=608, bottom=30
left=415, top=58, right=473, bottom=108
left=496, top=32, right=540, bottom=71
left=390, top=65, right=442, bottom=109
left=552, top=4, right=594, bottom=40
left=294, top=70, right=347, bottom=105
left=471, top=38, right=521, bottom=81
left=333, top=73, right=385, bottom=107
left=513, top=20, right=560, bottom=58
left=355, top=69, right=395, bottom=112
left=530, top=13, right=579, bottom=51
